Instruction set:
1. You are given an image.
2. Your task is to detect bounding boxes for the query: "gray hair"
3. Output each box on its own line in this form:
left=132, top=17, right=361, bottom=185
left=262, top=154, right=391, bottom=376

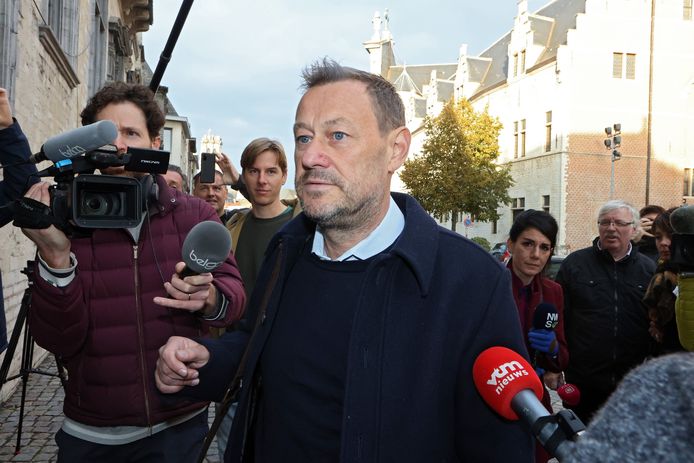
left=300, top=57, right=405, bottom=134
left=598, top=200, right=639, bottom=227
left=167, top=164, right=189, bottom=193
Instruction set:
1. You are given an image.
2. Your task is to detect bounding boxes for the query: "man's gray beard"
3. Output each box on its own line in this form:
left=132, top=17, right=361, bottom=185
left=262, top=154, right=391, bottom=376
left=300, top=191, right=380, bottom=232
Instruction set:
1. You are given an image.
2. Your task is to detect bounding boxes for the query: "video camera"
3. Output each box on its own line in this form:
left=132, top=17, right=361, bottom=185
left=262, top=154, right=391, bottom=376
left=670, top=205, right=694, bottom=270
left=14, top=120, right=170, bottom=233
left=42, top=146, right=170, bottom=231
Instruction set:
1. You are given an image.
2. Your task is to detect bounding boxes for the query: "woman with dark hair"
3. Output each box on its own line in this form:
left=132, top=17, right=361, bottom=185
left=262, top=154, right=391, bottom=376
left=506, top=209, right=569, bottom=463
left=643, top=207, right=684, bottom=354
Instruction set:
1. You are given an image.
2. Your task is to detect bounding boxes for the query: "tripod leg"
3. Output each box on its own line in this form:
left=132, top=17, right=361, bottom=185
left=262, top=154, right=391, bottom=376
left=14, top=318, right=34, bottom=454
left=0, top=287, right=30, bottom=385
left=55, top=355, right=67, bottom=390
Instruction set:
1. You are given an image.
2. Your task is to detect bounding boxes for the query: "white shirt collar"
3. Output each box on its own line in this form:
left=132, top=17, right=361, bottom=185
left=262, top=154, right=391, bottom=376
left=597, top=239, right=633, bottom=261
left=312, top=196, right=404, bottom=261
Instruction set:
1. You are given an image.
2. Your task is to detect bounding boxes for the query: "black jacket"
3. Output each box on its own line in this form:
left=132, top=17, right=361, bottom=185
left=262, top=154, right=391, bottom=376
left=192, top=193, right=533, bottom=462
left=556, top=238, right=655, bottom=391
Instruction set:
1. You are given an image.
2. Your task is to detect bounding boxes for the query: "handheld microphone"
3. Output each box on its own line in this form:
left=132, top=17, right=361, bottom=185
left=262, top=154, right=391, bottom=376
left=533, top=302, right=559, bottom=330
left=180, top=220, right=232, bottom=277
left=473, top=346, right=584, bottom=461
left=557, top=383, right=581, bottom=408
left=530, top=302, right=559, bottom=366
left=29, top=120, right=118, bottom=164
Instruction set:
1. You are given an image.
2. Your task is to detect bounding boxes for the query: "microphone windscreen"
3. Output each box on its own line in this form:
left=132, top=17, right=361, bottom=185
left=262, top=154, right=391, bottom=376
left=557, top=383, right=581, bottom=407
left=41, top=120, right=118, bottom=162
left=472, top=346, right=544, bottom=420
left=676, top=276, right=694, bottom=351
left=532, top=302, right=559, bottom=330
left=181, top=220, right=232, bottom=274
left=670, top=205, right=694, bottom=235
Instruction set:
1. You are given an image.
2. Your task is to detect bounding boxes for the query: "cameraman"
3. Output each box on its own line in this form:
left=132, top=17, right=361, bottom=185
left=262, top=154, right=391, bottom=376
left=20, top=83, right=245, bottom=462
left=0, top=87, right=39, bottom=352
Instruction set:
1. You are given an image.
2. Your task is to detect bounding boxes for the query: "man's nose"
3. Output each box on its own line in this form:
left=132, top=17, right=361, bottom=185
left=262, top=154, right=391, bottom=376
left=114, top=134, right=128, bottom=153
left=299, top=140, right=329, bottom=169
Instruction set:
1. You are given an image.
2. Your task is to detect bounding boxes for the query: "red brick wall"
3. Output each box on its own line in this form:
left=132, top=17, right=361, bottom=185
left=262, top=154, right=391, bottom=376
left=563, top=125, right=682, bottom=252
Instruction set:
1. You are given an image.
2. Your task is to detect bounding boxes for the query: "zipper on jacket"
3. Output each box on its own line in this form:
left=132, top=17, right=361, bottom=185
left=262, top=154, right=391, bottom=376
left=133, top=245, right=152, bottom=426
left=612, top=262, right=619, bottom=386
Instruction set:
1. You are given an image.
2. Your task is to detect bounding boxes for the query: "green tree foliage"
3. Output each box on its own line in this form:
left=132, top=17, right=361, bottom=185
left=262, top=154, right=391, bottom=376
left=470, top=236, right=491, bottom=251
left=400, top=98, right=513, bottom=231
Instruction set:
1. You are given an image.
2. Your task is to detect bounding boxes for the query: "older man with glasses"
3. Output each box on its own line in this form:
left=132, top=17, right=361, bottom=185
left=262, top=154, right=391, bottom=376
left=555, top=199, right=655, bottom=424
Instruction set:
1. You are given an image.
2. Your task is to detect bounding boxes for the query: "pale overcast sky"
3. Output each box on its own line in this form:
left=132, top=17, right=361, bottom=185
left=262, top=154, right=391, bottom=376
left=142, top=1, right=545, bottom=184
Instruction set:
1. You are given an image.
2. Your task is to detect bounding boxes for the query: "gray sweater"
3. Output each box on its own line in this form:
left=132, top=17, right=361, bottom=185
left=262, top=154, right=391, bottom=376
left=567, top=353, right=694, bottom=462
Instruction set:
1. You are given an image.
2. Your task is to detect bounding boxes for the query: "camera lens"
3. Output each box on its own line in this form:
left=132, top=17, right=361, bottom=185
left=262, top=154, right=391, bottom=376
left=80, top=192, right=121, bottom=216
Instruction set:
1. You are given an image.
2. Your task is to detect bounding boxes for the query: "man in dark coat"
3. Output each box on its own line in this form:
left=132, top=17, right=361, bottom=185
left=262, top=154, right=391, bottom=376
left=156, top=58, right=533, bottom=462
left=556, top=199, right=655, bottom=424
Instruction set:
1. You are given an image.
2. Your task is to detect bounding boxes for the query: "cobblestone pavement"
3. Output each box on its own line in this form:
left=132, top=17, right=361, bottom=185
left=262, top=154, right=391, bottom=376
left=0, top=355, right=222, bottom=462
left=1, top=355, right=567, bottom=462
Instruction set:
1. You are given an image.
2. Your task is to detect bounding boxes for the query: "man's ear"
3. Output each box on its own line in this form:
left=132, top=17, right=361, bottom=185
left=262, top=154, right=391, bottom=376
left=150, top=136, right=162, bottom=150
left=387, top=126, right=411, bottom=174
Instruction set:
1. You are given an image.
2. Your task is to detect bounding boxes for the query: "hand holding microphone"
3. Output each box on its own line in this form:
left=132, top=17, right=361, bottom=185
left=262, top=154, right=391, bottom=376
left=154, top=220, right=232, bottom=315
left=529, top=303, right=560, bottom=372
left=528, top=329, right=559, bottom=355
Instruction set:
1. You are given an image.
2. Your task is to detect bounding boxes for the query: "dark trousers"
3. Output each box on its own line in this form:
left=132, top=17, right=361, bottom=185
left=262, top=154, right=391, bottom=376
left=56, top=411, right=208, bottom=463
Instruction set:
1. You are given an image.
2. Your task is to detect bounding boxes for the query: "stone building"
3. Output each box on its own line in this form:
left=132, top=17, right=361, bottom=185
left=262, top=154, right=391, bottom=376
left=0, top=0, right=194, bottom=401
left=366, top=0, right=694, bottom=253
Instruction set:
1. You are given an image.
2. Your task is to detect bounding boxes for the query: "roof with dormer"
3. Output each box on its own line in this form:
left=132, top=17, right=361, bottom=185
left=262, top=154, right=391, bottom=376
left=387, top=64, right=457, bottom=96
left=393, top=67, right=421, bottom=93
left=373, top=0, right=586, bottom=102
left=532, top=0, right=586, bottom=65
left=465, top=0, right=585, bottom=98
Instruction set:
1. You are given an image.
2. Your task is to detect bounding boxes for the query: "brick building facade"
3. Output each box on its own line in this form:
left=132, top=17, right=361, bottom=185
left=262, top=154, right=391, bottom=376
left=366, top=0, right=694, bottom=253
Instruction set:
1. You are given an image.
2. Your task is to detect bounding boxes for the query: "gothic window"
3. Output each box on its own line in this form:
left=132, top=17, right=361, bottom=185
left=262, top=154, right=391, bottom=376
left=520, top=50, right=526, bottom=74
left=685, top=0, right=692, bottom=20
left=512, top=197, right=525, bottom=221
left=520, top=119, right=526, bottom=157
left=36, top=0, right=79, bottom=88
left=88, top=0, right=108, bottom=96
left=545, top=111, right=552, bottom=152
left=613, top=52, right=636, bottom=80
left=542, top=195, right=550, bottom=213
left=514, top=121, right=519, bottom=159
left=0, top=0, right=19, bottom=91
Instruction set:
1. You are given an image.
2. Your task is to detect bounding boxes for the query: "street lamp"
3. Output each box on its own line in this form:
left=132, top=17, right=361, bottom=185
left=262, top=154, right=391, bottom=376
left=604, top=123, right=622, bottom=199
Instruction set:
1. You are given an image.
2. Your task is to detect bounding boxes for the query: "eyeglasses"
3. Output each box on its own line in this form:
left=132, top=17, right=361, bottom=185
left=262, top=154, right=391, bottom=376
left=597, top=220, right=634, bottom=228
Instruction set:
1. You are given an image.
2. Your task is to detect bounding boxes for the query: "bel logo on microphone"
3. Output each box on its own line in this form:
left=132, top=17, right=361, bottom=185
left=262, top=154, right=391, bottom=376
left=188, top=249, right=222, bottom=270
left=58, top=144, right=88, bottom=158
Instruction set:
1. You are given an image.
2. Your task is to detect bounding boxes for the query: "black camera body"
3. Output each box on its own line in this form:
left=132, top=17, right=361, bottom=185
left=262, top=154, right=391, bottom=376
left=670, top=205, right=694, bottom=271
left=671, top=234, right=694, bottom=271
left=43, top=147, right=169, bottom=232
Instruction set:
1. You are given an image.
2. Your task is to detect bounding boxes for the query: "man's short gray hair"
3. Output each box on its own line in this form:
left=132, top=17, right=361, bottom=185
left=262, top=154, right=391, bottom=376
left=598, top=199, right=640, bottom=227
left=300, top=57, right=405, bottom=135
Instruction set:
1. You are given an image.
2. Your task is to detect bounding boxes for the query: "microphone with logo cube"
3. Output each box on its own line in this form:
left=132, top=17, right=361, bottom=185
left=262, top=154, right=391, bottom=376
left=473, top=346, right=585, bottom=461
left=180, top=220, right=232, bottom=278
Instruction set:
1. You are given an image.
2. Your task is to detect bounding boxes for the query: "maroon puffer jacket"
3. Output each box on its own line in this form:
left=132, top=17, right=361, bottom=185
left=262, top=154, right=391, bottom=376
left=29, top=175, right=245, bottom=427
